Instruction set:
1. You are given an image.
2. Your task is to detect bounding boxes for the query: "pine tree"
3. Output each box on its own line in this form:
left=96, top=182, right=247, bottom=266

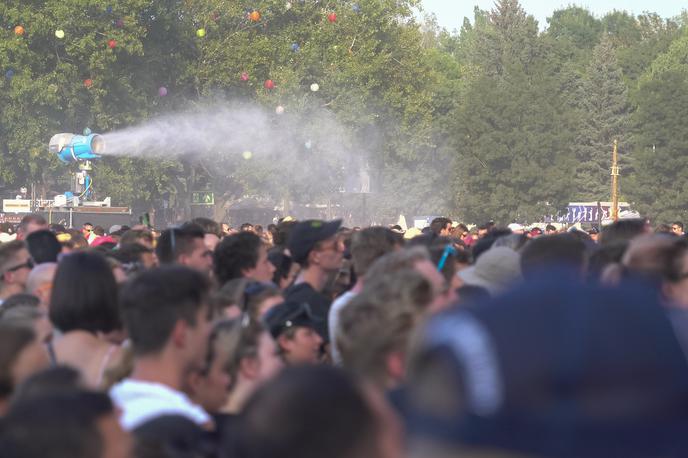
left=574, top=37, right=631, bottom=200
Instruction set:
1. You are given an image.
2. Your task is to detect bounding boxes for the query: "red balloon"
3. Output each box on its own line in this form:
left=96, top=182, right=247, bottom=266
left=327, top=13, right=337, bottom=23
left=241, top=72, right=249, bottom=81
left=84, top=79, right=93, bottom=88
left=264, top=79, right=275, bottom=90
left=108, top=39, right=117, bottom=49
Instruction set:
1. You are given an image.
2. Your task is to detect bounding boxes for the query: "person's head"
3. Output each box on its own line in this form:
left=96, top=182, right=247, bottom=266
left=111, top=243, right=156, bottom=275
left=267, top=249, right=298, bottom=290
left=241, top=223, right=255, bottom=232
left=243, top=281, right=284, bottom=319
left=599, top=218, right=649, bottom=245
left=545, top=224, right=557, bottom=234
left=156, top=224, right=213, bottom=276
left=118, top=229, right=154, bottom=250
left=602, top=235, right=688, bottom=308
left=0, top=294, right=52, bottom=343
left=82, top=222, right=94, bottom=238
left=25, top=230, right=61, bottom=264
left=263, top=301, right=323, bottom=365
left=119, top=266, right=211, bottom=372
left=16, top=214, right=48, bottom=240
left=287, top=219, right=344, bottom=273
left=49, top=252, right=120, bottom=335
left=25, top=262, right=57, bottom=308
left=0, top=325, right=49, bottom=406
left=0, top=241, right=33, bottom=298
left=192, top=318, right=282, bottom=414
left=238, top=365, right=402, bottom=458
left=214, top=232, right=274, bottom=285
left=457, top=246, right=523, bottom=296
left=520, top=233, right=587, bottom=280
left=191, top=217, right=223, bottom=252
left=1, top=389, right=131, bottom=458
left=59, top=230, right=89, bottom=252
left=350, top=227, right=399, bottom=279
left=430, top=218, right=453, bottom=237
left=672, top=221, right=684, bottom=236
left=337, top=269, right=434, bottom=390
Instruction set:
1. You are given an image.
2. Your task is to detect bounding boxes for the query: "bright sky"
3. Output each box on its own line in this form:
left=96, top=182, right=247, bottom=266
left=421, top=0, right=686, bottom=31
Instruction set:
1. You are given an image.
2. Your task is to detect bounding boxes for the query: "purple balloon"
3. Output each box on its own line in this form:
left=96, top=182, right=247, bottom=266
left=158, top=86, right=168, bottom=97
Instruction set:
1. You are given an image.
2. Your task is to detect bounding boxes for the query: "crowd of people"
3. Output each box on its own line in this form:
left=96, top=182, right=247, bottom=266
left=1, top=212, right=688, bottom=457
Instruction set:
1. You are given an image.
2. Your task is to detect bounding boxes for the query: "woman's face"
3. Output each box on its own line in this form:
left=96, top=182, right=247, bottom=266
left=255, top=332, right=283, bottom=383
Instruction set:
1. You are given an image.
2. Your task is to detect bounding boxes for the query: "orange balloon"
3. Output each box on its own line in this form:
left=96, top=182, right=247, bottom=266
left=14, top=25, right=25, bottom=36
left=249, top=11, right=261, bottom=22
left=84, top=79, right=93, bottom=88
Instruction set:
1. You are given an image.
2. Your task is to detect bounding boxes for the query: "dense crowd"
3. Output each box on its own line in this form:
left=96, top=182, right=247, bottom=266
left=1, top=213, right=688, bottom=457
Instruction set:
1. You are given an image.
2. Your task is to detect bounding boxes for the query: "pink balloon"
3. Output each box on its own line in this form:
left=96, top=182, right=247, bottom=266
left=158, top=86, right=168, bottom=96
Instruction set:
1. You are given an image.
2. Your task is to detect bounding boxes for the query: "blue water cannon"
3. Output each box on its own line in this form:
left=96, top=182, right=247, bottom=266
left=49, top=133, right=105, bottom=163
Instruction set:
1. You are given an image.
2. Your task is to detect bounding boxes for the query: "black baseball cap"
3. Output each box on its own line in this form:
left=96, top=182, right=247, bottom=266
left=287, top=219, right=342, bottom=264
left=263, top=301, right=321, bottom=339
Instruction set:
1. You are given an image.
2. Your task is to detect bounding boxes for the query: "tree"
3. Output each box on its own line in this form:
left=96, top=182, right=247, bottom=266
left=574, top=37, right=631, bottom=200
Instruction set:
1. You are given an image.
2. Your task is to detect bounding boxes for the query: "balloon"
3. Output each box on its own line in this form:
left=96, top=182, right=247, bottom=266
left=14, top=25, right=25, bottom=36
left=108, top=39, right=117, bottom=49
left=310, top=83, right=319, bottom=92
left=286, top=2, right=292, bottom=10
left=242, top=151, right=253, bottom=160
left=84, top=79, right=93, bottom=88
left=241, top=72, right=250, bottom=81
left=291, top=43, right=300, bottom=52
left=158, top=86, right=168, bottom=97
left=55, top=30, right=65, bottom=39
left=249, top=11, right=261, bottom=22
left=264, top=79, right=275, bottom=90
left=5, top=69, right=14, bottom=80
left=196, top=28, right=206, bottom=38
left=83, top=128, right=92, bottom=136
left=352, top=3, right=361, bottom=13
left=276, top=105, right=285, bottom=114
left=327, top=13, right=337, bottom=23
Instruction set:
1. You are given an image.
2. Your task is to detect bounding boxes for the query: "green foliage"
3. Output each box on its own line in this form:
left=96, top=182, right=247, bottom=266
left=0, top=0, right=687, bottom=224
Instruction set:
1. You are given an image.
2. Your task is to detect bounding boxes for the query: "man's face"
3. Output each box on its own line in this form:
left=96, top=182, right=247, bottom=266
left=193, top=346, right=232, bottom=413
left=3, top=248, right=33, bottom=291
left=204, top=233, right=220, bottom=252
left=673, top=225, right=684, bottom=236
left=440, top=223, right=452, bottom=237
left=244, top=244, right=276, bottom=283
left=186, top=305, right=213, bottom=372
left=82, top=224, right=93, bottom=238
left=312, top=236, right=344, bottom=273
left=280, top=327, right=323, bottom=365
left=180, top=238, right=213, bottom=275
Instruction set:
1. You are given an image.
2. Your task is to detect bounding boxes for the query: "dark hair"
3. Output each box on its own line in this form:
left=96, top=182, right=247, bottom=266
left=237, top=365, right=380, bottom=458
left=92, top=226, right=105, bottom=236
left=268, top=249, right=293, bottom=287
left=49, top=252, right=120, bottom=334
left=350, top=227, right=398, bottom=277
left=240, top=223, right=254, bottom=231
left=119, top=229, right=154, bottom=247
left=430, top=217, right=452, bottom=235
left=673, top=221, right=684, bottom=231
left=213, top=232, right=263, bottom=285
left=545, top=224, right=557, bottom=232
left=111, top=243, right=153, bottom=275
left=600, top=218, right=648, bottom=245
left=272, top=220, right=297, bottom=248
left=0, top=390, right=114, bottom=458
left=156, top=223, right=205, bottom=264
left=471, top=228, right=512, bottom=261
left=119, top=266, right=210, bottom=356
left=11, top=365, right=83, bottom=403
left=191, top=217, right=222, bottom=237
left=0, top=324, right=36, bottom=399
left=520, top=234, right=587, bottom=280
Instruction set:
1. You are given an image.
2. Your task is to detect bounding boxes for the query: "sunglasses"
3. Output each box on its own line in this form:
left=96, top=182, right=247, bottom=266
left=6, top=259, right=34, bottom=273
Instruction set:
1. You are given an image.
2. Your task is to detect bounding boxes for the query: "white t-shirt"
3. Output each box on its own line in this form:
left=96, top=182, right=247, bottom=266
left=328, top=291, right=358, bottom=365
left=110, top=379, right=210, bottom=431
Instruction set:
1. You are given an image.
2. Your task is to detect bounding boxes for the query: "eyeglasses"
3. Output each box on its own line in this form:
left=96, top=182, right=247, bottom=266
left=437, top=245, right=457, bottom=271
left=5, top=259, right=34, bottom=273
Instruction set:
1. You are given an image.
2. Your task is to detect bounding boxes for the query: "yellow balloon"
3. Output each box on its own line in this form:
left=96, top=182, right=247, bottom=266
left=55, top=30, right=65, bottom=39
left=196, top=28, right=206, bottom=38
